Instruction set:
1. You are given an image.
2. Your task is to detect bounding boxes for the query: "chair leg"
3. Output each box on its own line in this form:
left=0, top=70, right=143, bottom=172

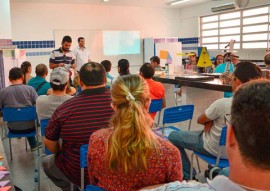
left=157, top=112, right=161, bottom=127
left=9, top=138, right=12, bottom=161
left=190, top=152, right=194, bottom=180
left=81, top=168, right=84, bottom=191
left=195, top=155, right=201, bottom=173
left=162, top=124, right=165, bottom=135
left=70, top=183, right=74, bottom=191
left=25, top=137, right=28, bottom=151
left=38, top=154, right=47, bottom=191
left=174, top=92, right=178, bottom=106
left=36, top=134, right=40, bottom=156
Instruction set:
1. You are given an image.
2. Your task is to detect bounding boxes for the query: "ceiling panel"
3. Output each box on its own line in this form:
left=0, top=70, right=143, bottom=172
left=10, top=0, right=214, bottom=8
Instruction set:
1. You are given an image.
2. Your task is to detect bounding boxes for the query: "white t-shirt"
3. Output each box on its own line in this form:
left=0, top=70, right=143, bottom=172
left=203, top=97, right=233, bottom=159
left=73, top=46, right=90, bottom=70
left=141, top=176, right=245, bottom=191
left=36, top=94, right=72, bottom=121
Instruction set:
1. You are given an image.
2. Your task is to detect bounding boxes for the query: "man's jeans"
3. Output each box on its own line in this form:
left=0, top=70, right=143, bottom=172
left=168, top=130, right=214, bottom=180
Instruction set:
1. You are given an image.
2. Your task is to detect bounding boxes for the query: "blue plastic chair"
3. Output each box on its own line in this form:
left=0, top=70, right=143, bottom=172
left=190, top=126, right=229, bottom=180
left=162, top=105, right=194, bottom=135
left=149, top=99, right=163, bottom=126
left=39, top=118, right=51, bottom=155
left=80, top=144, right=88, bottom=191
left=85, top=185, right=106, bottom=191
left=37, top=118, right=51, bottom=191
left=80, top=144, right=105, bottom=191
left=2, top=107, right=39, bottom=161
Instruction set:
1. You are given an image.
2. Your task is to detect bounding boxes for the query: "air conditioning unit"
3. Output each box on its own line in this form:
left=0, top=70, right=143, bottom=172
left=211, top=3, right=236, bottom=13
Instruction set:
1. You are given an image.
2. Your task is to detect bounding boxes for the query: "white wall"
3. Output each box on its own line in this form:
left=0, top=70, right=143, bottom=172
left=0, top=0, right=12, bottom=39
left=10, top=2, right=182, bottom=76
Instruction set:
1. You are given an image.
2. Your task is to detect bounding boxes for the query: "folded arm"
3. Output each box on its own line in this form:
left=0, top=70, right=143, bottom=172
left=197, top=113, right=213, bottom=133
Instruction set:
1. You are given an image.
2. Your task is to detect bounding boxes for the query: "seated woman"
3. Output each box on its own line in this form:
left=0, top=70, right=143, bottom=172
left=118, top=59, right=130, bottom=76
left=87, top=74, right=182, bottom=191
left=21, top=61, right=33, bottom=84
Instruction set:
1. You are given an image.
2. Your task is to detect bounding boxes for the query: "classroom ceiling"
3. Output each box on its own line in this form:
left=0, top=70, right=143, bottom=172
left=10, top=0, right=219, bottom=8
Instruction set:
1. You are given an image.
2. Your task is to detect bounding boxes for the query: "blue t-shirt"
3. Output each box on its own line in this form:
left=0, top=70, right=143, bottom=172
left=214, top=63, right=234, bottom=98
left=27, top=76, right=51, bottom=96
left=214, top=63, right=234, bottom=73
left=106, top=73, right=114, bottom=89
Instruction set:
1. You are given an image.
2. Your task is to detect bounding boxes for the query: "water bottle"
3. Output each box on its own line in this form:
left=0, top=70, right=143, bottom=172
left=165, top=63, right=169, bottom=75
left=34, top=169, right=38, bottom=191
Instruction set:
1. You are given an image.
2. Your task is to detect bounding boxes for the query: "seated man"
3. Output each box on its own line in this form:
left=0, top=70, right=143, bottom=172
left=168, top=62, right=262, bottom=180
left=101, top=60, right=114, bottom=89
left=264, top=53, right=270, bottom=70
left=36, top=67, right=72, bottom=121
left=150, top=56, right=164, bottom=71
left=146, top=79, right=270, bottom=191
left=139, top=63, right=166, bottom=119
left=27, top=63, right=51, bottom=95
left=0, top=67, right=40, bottom=151
left=42, top=62, right=114, bottom=190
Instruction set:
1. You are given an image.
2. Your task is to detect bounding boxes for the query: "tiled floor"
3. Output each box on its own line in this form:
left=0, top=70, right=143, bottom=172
left=1, top=136, right=61, bottom=191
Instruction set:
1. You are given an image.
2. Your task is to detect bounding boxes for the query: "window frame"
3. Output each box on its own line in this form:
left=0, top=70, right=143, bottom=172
left=200, top=4, right=270, bottom=50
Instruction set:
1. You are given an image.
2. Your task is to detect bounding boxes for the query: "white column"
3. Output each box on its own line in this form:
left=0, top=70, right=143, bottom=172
left=0, top=0, right=12, bottom=40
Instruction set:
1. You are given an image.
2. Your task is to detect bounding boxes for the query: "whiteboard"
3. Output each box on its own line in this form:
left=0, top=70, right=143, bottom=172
left=155, top=42, right=182, bottom=67
left=54, top=30, right=143, bottom=68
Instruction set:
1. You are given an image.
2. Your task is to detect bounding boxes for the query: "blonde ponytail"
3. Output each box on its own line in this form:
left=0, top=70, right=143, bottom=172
left=106, top=75, right=158, bottom=173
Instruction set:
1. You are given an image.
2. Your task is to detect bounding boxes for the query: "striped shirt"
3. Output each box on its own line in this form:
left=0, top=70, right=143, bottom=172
left=49, top=48, right=75, bottom=70
left=45, top=87, right=114, bottom=186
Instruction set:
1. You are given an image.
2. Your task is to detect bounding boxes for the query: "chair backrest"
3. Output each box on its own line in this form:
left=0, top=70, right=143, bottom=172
left=2, top=107, right=37, bottom=122
left=80, top=144, right=89, bottom=168
left=149, top=99, right=163, bottom=113
left=219, top=126, right=227, bottom=146
left=162, top=105, right=194, bottom=124
left=40, top=118, right=50, bottom=137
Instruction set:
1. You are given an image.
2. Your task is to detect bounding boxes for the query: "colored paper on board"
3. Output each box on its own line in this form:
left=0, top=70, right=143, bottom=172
left=0, top=162, right=3, bottom=166
left=0, top=172, right=9, bottom=176
left=168, top=52, right=172, bottom=60
left=166, top=59, right=172, bottom=64
left=197, top=47, right=212, bottom=67
left=0, top=186, right=11, bottom=191
left=160, top=50, right=169, bottom=59
left=0, top=175, right=4, bottom=181
left=0, top=180, right=9, bottom=187
left=0, top=167, right=6, bottom=171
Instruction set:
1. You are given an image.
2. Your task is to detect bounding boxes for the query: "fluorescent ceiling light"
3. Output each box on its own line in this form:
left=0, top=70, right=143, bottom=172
left=169, top=0, right=191, bottom=6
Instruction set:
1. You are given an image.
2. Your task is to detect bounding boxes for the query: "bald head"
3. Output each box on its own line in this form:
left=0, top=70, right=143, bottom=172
left=79, top=62, right=106, bottom=86
left=264, top=54, right=270, bottom=66
left=35, top=64, right=48, bottom=77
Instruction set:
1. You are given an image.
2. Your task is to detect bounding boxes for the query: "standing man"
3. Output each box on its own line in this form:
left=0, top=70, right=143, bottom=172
left=42, top=62, right=114, bottom=190
left=49, top=36, right=76, bottom=70
left=73, top=37, right=91, bottom=71
left=169, top=62, right=262, bottom=180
